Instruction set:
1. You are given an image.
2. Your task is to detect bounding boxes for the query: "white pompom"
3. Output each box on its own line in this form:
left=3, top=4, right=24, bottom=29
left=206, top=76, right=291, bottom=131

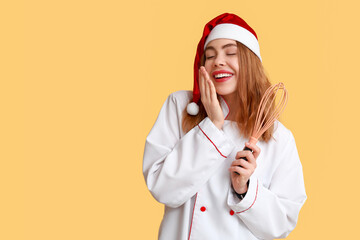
left=187, top=102, right=199, bottom=115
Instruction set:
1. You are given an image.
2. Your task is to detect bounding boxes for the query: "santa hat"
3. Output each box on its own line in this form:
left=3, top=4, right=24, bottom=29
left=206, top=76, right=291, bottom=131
left=187, top=13, right=262, bottom=115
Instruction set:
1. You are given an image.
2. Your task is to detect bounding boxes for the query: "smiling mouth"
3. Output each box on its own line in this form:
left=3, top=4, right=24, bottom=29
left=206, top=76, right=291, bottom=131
left=213, top=73, right=233, bottom=82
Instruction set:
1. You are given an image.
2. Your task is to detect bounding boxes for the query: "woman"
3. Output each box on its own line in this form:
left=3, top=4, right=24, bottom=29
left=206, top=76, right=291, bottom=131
left=143, top=13, right=306, bottom=240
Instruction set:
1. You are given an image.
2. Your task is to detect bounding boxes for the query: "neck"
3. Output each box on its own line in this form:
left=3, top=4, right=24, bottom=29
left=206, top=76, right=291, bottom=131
left=221, top=92, right=239, bottom=121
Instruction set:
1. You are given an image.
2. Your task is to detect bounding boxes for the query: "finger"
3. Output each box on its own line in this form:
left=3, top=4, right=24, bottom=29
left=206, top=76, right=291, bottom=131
left=230, top=171, right=248, bottom=183
left=201, top=67, right=210, bottom=100
left=208, top=78, right=217, bottom=102
left=229, top=166, right=248, bottom=176
left=246, top=152, right=256, bottom=165
left=207, top=80, right=215, bottom=103
left=199, top=68, right=206, bottom=102
left=245, top=142, right=261, bottom=159
left=203, top=66, right=211, bottom=82
left=235, top=150, right=255, bottom=162
left=231, top=158, right=247, bottom=166
left=230, top=167, right=250, bottom=178
left=231, top=159, right=252, bottom=169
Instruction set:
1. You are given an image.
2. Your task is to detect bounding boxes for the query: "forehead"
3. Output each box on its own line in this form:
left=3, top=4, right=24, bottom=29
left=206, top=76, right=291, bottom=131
left=205, top=38, right=237, bottom=51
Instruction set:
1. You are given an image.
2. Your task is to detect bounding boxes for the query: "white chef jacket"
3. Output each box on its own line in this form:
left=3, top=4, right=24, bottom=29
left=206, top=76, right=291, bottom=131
left=143, top=90, right=307, bottom=240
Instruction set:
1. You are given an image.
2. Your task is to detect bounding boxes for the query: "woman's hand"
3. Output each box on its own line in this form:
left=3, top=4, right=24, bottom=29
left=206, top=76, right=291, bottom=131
left=199, top=66, right=224, bottom=130
left=229, top=142, right=261, bottom=194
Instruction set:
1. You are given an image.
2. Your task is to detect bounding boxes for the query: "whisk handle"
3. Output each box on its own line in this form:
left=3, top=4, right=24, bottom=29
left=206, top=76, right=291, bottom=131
left=240, top=146, right=253, bottom=160
left=235, top=146, right=253, bottom=175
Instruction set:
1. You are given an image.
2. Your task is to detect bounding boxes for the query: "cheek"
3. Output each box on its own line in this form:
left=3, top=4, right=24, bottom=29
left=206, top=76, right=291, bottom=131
left=231, top=61, right=240, bottom=75
left=204, top=62, right=212, bottom=73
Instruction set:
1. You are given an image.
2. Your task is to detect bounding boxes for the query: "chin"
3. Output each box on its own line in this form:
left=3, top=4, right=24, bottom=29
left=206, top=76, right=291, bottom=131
left=214, top=86, right=237, bottom=96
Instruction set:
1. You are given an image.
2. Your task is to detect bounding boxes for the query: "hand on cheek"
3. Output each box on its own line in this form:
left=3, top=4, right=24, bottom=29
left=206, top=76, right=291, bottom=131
left=199, top=66, right=224, bottom=130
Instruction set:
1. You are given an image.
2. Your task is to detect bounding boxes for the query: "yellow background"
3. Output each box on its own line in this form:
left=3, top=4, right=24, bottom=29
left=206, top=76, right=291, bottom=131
left=1, top=0, right=359, bottom=239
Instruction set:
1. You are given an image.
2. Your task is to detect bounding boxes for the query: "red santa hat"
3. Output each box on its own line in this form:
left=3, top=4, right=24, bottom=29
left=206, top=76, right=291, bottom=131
left=187, top=13, right=262, bottom=115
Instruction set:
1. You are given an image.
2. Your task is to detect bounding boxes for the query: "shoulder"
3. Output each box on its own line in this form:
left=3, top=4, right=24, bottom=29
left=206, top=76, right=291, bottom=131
left=168, top=90, right=192, bottom=105
left=259, top=121, right=300, bottom=167
left=158, top=90, right=192, bottom=119
left=272, top=121, right=296, bottom=145
left=165, top=90, right=192, bottom=113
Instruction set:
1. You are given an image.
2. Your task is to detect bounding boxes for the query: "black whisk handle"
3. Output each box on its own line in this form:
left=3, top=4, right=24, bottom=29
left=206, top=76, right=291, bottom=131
left=234, top=146, right=253, bottom=175
left=240, top=146, right=253, bottom=161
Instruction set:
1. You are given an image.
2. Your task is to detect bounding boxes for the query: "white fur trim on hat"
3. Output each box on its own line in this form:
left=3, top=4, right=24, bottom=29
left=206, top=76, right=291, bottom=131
left=187, top=102, right=199, bottom=115
left=204, top=23, right=262, bottom=62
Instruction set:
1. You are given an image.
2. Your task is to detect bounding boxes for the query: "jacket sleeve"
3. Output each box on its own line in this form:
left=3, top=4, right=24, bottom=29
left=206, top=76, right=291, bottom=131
left=227, top=130, right=307, bottom=239
left=143, top=93, right=234, bottom=208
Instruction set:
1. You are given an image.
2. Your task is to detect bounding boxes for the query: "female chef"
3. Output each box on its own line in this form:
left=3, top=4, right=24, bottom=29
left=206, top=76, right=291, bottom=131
left=143, top=13, right=306, bottom=240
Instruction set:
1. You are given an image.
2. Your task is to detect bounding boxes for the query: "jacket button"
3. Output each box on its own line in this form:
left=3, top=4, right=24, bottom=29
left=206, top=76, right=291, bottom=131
left=229, top=210, right=235, bottom=215
left=200, top=206, right=206, bottom=212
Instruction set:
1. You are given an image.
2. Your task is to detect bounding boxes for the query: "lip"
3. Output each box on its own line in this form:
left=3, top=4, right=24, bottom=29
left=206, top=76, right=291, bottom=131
left=214, top=76, right=233, bottom=82
left=212, top=70, right=234, bottom=83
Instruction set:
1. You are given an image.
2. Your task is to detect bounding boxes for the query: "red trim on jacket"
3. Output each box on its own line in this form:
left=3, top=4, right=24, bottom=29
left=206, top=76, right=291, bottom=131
left=188, top=193, right=198, bottom=240
left=198, top=124, right=227, bottom=158
left=236, top=179, right=259, bottom=214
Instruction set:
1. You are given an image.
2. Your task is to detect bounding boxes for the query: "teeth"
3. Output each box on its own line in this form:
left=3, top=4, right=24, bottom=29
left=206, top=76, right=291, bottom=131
left=214, top=73, right=233, bottom=79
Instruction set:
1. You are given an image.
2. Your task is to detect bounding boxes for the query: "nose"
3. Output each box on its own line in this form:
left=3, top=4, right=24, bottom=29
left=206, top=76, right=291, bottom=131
left=213, top=54, right=225, bottom=67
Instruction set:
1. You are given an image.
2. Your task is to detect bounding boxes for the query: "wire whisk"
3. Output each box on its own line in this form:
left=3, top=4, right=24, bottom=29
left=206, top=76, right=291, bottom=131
left=237, top=82, right=288, bottom=168
left=249, top=82, right=288, bottom=145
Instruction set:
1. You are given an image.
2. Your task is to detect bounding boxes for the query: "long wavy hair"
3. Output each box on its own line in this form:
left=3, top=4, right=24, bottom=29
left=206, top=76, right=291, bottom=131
left=181, top=41, right=275, bottom=142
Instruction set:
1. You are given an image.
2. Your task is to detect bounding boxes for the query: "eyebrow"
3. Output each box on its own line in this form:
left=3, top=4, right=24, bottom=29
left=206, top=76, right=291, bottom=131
left=204, top=43, right=237, bottom=52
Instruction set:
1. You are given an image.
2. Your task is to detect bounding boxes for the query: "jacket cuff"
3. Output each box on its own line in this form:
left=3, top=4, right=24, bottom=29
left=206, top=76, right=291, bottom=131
left=227, top=175, right=259, bottom=213
left=197, top=117, right=233, bottom=158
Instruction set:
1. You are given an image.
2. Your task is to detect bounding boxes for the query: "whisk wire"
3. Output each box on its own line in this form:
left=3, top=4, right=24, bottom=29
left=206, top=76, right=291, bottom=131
left=251, top=83, right=288, bottom=142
